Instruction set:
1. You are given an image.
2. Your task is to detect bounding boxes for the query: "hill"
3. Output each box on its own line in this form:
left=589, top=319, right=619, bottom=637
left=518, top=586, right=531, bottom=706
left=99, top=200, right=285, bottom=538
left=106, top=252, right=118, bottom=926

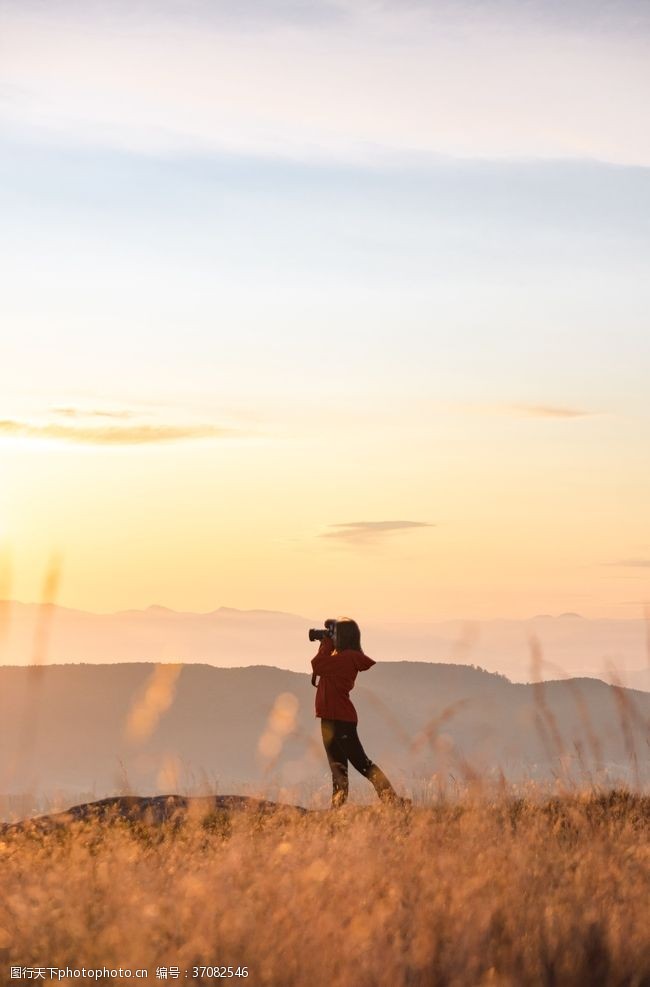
left=1, top=660, right=648, bottom=815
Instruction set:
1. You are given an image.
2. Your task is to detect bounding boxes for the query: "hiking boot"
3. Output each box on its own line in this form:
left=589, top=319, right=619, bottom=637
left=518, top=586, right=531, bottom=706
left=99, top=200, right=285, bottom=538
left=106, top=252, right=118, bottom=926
left=379, top=791, right=412, bottom=808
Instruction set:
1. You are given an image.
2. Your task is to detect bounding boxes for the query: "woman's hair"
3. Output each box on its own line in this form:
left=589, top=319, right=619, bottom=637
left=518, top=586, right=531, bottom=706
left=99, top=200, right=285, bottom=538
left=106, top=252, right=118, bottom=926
left=335, top=617, right=362, bottom=652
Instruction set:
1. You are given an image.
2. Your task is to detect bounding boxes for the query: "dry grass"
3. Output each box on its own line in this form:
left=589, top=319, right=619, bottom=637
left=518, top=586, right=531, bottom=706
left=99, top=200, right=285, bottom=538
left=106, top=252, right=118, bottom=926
left=1, top=790, right=649, bottom=986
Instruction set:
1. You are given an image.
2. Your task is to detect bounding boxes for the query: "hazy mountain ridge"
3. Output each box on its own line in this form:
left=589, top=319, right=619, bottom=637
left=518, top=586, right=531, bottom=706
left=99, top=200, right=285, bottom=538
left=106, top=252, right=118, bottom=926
left=1, top=660, right=648, bottom=814
left=1, top=599, right=649, bottom=688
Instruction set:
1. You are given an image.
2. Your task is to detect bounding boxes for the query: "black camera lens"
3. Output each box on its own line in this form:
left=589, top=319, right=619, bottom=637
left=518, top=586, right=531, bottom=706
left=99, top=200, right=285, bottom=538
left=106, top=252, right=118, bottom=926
left=309, top=628, right=326, bottom=642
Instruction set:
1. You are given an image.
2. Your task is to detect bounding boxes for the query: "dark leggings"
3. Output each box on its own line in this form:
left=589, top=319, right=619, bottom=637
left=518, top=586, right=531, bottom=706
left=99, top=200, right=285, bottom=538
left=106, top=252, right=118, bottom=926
left=320, top=718, right=397, bottom=807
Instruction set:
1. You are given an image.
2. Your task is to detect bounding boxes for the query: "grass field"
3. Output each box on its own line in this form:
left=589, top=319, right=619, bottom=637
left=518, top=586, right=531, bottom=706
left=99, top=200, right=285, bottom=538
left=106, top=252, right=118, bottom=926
left=1, top=789, right=649, bottom=986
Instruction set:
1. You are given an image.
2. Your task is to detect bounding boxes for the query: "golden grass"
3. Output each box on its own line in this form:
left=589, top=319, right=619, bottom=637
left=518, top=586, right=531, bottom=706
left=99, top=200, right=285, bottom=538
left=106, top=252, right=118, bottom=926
left=1, top=790, right=649, bottom=986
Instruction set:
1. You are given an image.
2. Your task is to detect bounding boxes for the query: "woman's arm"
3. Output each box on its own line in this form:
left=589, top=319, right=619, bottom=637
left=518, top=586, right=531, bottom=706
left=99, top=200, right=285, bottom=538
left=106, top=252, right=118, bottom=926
left=311, top=636, right=338, bottom=674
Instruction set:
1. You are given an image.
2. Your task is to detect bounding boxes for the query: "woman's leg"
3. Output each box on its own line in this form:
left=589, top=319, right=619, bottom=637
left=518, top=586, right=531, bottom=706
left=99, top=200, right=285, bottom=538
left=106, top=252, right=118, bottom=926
left=334, top=721, right=399, bottom=803
left=320, top=719, right=349, bottom=807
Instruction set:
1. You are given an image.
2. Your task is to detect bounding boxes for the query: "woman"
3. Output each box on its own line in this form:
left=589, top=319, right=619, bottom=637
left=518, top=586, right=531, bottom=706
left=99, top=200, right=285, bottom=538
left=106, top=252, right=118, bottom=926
left=311, top=617, right=408, bottom=808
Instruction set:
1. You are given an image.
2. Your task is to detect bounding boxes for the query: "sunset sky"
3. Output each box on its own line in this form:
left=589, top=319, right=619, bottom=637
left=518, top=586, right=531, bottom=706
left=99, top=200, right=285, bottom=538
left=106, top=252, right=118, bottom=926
left=1, top=0, right=649, bottom=621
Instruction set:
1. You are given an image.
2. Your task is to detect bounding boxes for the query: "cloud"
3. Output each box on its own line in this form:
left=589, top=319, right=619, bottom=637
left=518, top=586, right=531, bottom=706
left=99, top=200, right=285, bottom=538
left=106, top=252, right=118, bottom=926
left=507, top=404, right=595, bottom=419
left=0, top=419, right=231, bottom=445
left=606, top=559, right=650, bottom=568
left=321, top=520, right=434, bottom=544
left=1, top=1, right=648, bottom=166
left=456, top=402, right=597, bottom=420
left=50, top=407, right=136, bottom=420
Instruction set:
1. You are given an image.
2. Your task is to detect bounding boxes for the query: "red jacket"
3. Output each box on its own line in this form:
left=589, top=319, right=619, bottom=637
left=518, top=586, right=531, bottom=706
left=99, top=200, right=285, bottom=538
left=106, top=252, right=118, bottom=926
left=311, top=637, right=375, bottom=723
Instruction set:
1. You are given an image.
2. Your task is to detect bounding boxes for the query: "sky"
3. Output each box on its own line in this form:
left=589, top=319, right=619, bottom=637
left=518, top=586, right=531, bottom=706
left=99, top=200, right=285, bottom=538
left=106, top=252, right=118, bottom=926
left=0, top=0, right=649, bottom=622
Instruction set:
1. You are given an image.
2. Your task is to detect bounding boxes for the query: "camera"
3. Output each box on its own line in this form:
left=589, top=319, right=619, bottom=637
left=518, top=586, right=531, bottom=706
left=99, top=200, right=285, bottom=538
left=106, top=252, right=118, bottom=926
left=308, top=618, right=337, bottom=643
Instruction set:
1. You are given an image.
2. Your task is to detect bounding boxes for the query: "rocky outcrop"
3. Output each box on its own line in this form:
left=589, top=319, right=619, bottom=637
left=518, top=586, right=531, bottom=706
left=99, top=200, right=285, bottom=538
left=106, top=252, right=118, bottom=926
left=1, top=794, right=308, bottom=834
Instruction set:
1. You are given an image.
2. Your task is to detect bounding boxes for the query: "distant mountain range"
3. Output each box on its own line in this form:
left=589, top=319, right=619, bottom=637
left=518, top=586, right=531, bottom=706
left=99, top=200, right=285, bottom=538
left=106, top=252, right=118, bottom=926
left=1, top=659, right=648, bottom=815
left=0, top=600, right=649, bottom=689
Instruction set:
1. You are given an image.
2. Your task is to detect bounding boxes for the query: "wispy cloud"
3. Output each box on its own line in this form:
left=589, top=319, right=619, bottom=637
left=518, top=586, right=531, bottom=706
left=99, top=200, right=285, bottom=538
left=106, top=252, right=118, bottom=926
left=1, top=1, right=648, bottom=166
left=506, top=404, right=595, bottom=419
left=321, top=520, right=434, bottom=544
left=606, top=559, right=650, bottom=568
left=51, top=407, right=136, bottom=420
left=458, top=402, right=596, bottom=419
left=0, top=419, right=231, bottom=445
